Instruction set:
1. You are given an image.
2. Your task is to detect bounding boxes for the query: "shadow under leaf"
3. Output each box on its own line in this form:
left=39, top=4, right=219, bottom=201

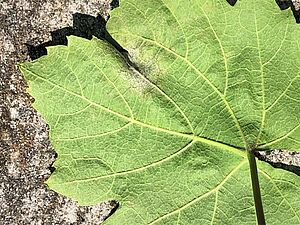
left=27, top=13, right=107, bottom=60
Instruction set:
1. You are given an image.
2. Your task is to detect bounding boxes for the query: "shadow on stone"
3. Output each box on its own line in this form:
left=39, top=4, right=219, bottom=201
left=26, top=11, right=128, bottom=61
left=110, top=0, right=119, bottom=9
left=26, top=13, right=107, bottom=60
left=292, top=6, right=300, bottom=23
left=226, top=0, right=299, bottom=22
left=276, top=0, right=292, bottom=10
left=255, top=150, right=300, bottom=176
left=48, top=151, right=58, bottom=174
left=226, top=0, right=237, bottom=6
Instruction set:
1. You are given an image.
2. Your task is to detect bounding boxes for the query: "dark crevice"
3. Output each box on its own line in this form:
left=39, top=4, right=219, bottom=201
left=276, top=0, right=292, bottom=10
left=26, top=13, right=107, bottom=60
left=48, top=151, right=58, bottom=174
left=110, top=0, right=119, bottom=9
left=106, top=201, right=119, bottom=218
left=226, top=0, right=237, bottom=6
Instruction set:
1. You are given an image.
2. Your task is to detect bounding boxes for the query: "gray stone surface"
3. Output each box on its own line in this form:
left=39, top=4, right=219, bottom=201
left=256, top=150, right=300, bottom=175
left=0, top=0, right=117, bottom=224
left=0, top=0, right=300, bottom=224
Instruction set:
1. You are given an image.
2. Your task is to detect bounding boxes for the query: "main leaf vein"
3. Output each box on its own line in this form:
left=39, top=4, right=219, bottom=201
left=113, top=32, right=248, bottom=147
left=22, top=63, right=244, bottom=156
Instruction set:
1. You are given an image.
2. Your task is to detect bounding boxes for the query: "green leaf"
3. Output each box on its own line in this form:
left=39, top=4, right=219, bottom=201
left=20, top=0, right=300, bottom=224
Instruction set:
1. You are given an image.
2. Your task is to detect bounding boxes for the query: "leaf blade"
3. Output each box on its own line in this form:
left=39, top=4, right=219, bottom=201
left=20, top=0, right=300, bottom=224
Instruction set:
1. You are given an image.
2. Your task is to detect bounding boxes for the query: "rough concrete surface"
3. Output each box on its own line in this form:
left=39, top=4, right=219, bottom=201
left=0, top=0, right=117, bottom=224
left=0, top=0, right=300, bottom=224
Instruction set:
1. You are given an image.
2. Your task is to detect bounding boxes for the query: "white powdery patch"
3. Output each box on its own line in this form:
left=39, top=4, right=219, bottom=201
left=3, top=39, right=15, bottom=53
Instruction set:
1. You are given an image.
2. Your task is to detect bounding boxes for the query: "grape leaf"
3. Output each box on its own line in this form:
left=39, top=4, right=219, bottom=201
left=20, top=0, right=300, bottom=224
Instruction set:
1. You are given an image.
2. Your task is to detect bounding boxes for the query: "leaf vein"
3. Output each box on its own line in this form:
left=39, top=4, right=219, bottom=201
left=259, top=169, right=300, bottom=223
left=77, top=47, right=134, bottom=119
left=200, top=6, right=229, bottom=96
left=254, top=12, right=266, bottom=144
left=22, top=67, right=245, bottom=156
left=266, top=74, right=300, bottom=112
left=148, top=160, right=247, bottom=225
left=210, top=191, right=218, bottom=225
left=59, top=140, right=195, bottom=184
left=55, top=122, right=132, bottom=141
left=159, top=0, right=189, bottom=58
left=258, top=124, right=300, bottom=148
left=114, top=32, right=248, bottom=147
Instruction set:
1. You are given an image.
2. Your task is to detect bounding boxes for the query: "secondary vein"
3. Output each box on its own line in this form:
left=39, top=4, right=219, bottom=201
left=22, top=67, right=245, bottom=157
left=254, top=12, right=266, bottom=145
left=148, top=160, right=247, bottom=225
left=114, top=32, right=248, bottom=148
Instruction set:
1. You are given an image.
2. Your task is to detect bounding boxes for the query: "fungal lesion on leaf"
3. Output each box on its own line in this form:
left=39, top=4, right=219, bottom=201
left=104, top=29, right=162, bottom=95
left=110, top=43, right=162, bottom=97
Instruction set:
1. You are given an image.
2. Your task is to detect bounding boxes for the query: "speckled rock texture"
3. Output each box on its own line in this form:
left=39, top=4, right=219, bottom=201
left=0, top=0, right=299, bottom=224
left=0, top=0, right=117, bottom=224
left=293, top=0, right=300, bottom=10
